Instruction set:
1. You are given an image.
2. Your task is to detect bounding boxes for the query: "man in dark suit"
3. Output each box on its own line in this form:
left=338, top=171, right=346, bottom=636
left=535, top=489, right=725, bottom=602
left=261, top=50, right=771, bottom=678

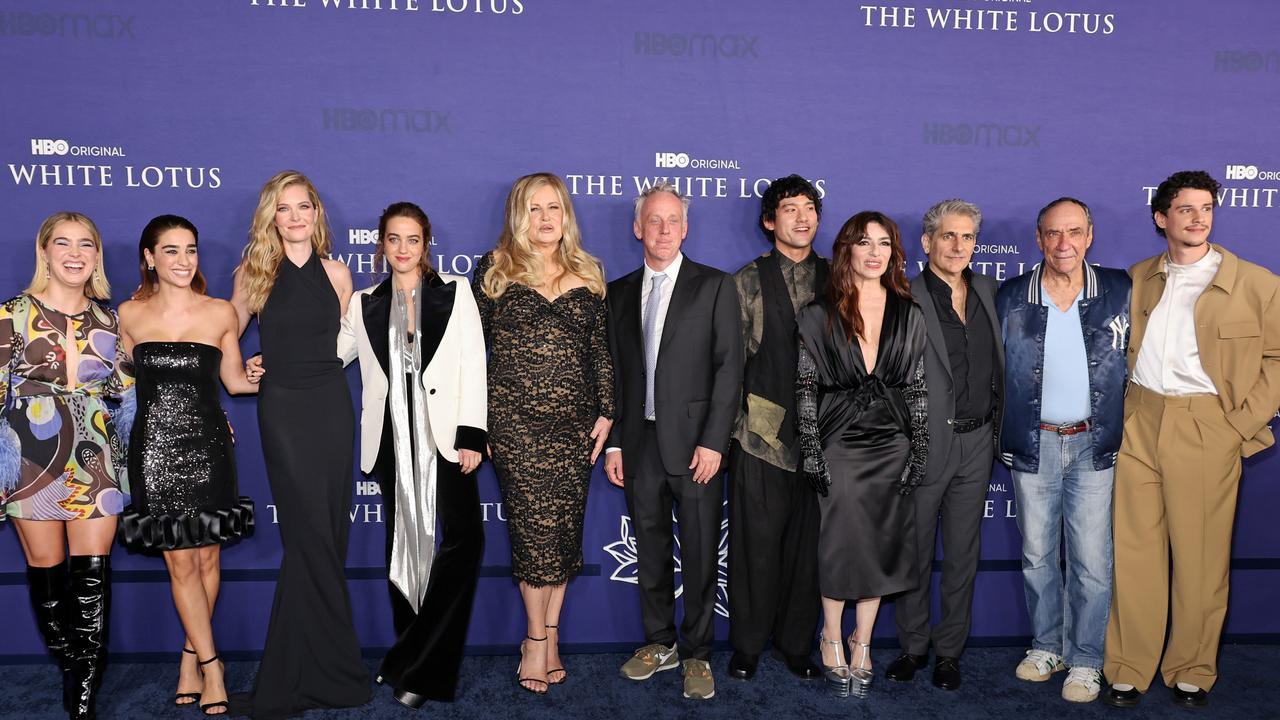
left=605, top=181, right=743, bottom=701
left=886, top=199, right=1004, bottom=691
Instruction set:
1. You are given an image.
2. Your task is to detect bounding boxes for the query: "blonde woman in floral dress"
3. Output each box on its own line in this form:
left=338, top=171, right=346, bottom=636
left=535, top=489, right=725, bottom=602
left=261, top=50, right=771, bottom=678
left=1, top=211, right=133, bottom=720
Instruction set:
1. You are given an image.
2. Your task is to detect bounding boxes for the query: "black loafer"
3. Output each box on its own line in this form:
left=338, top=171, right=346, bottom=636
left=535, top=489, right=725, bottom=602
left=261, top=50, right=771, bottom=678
left=771, top=650, right=821, bottom=680
left=1171, top=685, right=1208, bottom=708
left=728, top=652, right=759, bottom=681
left=932, top=656, right=962, bottom=690
left=885, top=652, right=928, bottom=682
left=1103, top=685, right=1142, bottom=708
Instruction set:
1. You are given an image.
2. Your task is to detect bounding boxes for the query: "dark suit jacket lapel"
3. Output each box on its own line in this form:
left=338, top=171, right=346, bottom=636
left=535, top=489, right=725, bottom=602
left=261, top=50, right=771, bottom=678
left=363, top=278, right=393, bottom=378
left=617, top=269, right=644, bottom=359
left=659, top=260, right=697, bottom=357
left=911, top=275, right=952, bottom=380
left=974, top=279, right=1004, bottom=368
left=419, top=269, right=456, bottom=367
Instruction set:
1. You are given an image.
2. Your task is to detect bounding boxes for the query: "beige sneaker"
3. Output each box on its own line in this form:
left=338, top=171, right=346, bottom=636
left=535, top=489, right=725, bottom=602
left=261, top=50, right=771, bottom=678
left=1016, top=648, right=1065, bottom=681
left=619, top=643, right=679, bottom=681
left=682, top=659, right=715, bottom=700
left=1062, top=667, right=1102, bottom=703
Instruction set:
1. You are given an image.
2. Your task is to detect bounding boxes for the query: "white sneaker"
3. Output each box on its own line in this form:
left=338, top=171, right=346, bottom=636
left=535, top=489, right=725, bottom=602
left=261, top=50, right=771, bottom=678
left=1062, top=666, right=1102, bottom=703
left=1015, top=648, right=1065, bottom=682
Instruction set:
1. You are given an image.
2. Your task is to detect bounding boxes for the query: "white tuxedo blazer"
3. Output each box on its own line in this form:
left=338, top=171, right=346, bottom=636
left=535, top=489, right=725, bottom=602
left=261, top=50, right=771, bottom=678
left=337, top=271, right=487, bottom=472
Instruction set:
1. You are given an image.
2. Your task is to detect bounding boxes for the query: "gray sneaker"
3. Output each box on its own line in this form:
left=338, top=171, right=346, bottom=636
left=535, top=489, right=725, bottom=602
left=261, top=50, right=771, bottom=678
left=682, top=659, right=715, bottom=700
left=620, top=643, right=679, bottom=681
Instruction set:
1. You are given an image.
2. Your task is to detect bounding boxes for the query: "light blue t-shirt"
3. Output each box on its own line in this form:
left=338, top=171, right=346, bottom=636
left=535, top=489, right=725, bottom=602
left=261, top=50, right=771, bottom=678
left=1040, top=287, right=1092, bottom=424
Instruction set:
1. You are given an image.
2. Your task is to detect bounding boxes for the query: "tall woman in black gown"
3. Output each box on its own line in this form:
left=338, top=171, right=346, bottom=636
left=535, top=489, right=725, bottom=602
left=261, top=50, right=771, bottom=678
left=116, top=215, right=257, bottom=716
left=795, top=211, right=928, bottom=698
left=229, top=171, right=370, bottom=717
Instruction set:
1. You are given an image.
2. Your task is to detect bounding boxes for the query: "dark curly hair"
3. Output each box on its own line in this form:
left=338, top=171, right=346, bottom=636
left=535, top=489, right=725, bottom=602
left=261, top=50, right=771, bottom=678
left=759, top=174, right=822, bottom=241
left=1150, top=171, right=1221, bottom=237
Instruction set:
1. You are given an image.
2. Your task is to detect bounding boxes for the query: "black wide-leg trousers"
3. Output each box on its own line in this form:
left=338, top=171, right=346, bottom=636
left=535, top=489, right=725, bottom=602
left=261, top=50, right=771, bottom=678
left=727, top=442, right=820, bottom=659
left=374, top=445, right=483, bottom=701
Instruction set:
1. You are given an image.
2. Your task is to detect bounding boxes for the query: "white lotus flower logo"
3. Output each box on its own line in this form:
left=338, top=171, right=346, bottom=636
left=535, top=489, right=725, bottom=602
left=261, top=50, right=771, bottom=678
left=603, top=500, right=730, bottom=617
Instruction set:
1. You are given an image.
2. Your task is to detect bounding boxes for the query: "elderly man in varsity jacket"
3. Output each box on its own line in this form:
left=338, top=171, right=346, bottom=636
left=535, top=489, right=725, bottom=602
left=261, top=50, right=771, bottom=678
left=995, top=197, right=1131, bottom=705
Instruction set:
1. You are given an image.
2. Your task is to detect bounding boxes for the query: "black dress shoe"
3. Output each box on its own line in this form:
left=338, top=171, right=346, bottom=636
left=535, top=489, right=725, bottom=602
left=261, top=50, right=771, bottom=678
left=1171, top=685, right=1208, bottom=708
left=392, top=688, right=428, bottom=709
left=932, top=656, right=962, bottom=690
left=885, top=652, right=928, bottom=682
left=1103, top=684, right=1142, bottom=708
left=728, top=652, right=759, bottom=681
left=771, top=650, right=821, bottom=680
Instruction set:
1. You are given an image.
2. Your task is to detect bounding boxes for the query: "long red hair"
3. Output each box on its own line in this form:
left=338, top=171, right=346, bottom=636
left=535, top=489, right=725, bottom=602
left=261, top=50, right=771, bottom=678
left=827, top=211, right=912, bottom=340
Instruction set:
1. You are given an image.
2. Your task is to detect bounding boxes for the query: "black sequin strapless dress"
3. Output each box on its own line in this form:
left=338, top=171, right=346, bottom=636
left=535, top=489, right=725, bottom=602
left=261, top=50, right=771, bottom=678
left=118, top=342, right=253, bottom=551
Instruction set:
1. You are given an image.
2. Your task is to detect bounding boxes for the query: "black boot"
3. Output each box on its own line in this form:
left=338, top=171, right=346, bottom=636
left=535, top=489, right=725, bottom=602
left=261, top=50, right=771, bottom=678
left=26, top=561, right=71, bottom=710
left=66, top=555, right=111, bottom=720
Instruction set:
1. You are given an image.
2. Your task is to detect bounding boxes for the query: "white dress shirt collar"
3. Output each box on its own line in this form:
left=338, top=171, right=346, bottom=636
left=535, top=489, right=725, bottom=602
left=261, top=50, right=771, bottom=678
left=643, top=252, right=684, bottom=287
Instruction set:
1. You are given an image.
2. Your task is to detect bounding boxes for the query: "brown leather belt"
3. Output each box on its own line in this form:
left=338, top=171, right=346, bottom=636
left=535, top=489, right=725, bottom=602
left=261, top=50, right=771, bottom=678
left=1039, top=420, right=1089, bottom=436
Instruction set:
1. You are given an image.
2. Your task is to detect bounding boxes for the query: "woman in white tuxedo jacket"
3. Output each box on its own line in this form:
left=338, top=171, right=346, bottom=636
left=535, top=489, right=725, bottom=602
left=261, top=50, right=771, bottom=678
left=335, top=202, right=487, bottom=709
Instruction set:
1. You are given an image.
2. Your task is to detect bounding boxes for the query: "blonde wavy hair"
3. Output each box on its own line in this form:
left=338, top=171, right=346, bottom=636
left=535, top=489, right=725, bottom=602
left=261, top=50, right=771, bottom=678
left=237, top=170, right=334, bottom=313
left=481, top=173, right=605, bottom=299
left=27, top=211, right=111, bottom=300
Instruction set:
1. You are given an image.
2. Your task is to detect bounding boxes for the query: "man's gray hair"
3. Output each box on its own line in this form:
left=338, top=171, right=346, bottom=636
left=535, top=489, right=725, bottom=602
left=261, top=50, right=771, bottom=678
left=1035, top=196, right=1093, bottom=233
left=921, top=198, right=982, bottom=237
left=634, top=181, right=691, bottom=224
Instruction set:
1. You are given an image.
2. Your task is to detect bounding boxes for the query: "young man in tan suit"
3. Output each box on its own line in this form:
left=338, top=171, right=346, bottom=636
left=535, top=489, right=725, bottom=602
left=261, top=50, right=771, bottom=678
left=1103, top=170, right=1280, bottom=710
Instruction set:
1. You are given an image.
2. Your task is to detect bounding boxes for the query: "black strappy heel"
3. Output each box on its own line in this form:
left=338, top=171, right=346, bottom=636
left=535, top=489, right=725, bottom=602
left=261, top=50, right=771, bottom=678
left=546, top=625, right=567, bottom=685
left=174, top=647, right=201, bottom=706
left=516, top=635, right=549, bottom=694
left=196, top=655, right=229, bottom=715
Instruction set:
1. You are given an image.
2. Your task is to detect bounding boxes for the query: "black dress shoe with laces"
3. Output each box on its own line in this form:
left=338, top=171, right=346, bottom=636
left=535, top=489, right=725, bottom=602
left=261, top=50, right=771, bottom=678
left=932, top=656, right=962, bottom=690
left=1171, top=685, right=1208, bottom=708
left=1103, top=685, right=1142, bottom=708
left=728, top=652, right=759, bottom=681
left=885, top=653, right=928, bottom=682
left=770, top=649, right=821, bottom=679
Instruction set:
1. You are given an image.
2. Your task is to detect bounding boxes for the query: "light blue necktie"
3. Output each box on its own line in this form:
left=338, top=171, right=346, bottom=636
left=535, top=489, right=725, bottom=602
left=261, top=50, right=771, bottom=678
left=643, top=272, right=667, bottom=419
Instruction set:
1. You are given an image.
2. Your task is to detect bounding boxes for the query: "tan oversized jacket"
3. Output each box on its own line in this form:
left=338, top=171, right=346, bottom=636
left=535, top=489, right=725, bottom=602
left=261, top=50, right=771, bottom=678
left=1129, top=244, right=1280, bottom=457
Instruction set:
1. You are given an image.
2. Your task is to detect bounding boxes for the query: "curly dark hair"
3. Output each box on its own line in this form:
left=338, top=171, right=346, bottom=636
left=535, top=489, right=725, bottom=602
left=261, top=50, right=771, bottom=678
left=759, top=174, right=822, bottom=241
left=1150, top=171, right=1221, bottom=237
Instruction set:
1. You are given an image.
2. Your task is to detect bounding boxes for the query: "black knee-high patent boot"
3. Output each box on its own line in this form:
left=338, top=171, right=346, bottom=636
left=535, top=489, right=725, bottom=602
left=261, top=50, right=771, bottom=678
left=66, top=555, right=110, bottom=720
left=27, top=561, right=71, bottom=710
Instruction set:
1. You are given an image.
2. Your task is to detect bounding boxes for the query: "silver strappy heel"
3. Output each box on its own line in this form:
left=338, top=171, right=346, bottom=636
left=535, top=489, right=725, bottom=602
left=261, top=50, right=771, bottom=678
left=820, top=633, right=851, bottom=697
left=847, top=634, right=873, bottom=699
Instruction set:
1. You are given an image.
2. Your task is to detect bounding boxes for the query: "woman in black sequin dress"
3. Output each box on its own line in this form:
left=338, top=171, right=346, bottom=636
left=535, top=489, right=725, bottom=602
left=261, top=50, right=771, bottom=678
left=472, top=173, right=614, bottom=693
left=116, top=215, right=258, bottom=715
left=229, top=171, right=370, bottom=718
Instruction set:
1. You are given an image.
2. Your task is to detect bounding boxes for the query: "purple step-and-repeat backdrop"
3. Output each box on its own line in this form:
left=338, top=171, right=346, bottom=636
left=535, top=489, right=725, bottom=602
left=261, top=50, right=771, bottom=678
left=1, top=0, right=1277, bottom=657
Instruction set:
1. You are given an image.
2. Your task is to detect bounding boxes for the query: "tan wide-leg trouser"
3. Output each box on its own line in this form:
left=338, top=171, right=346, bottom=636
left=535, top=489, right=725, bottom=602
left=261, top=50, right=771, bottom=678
left=1103, top=384, right=1242, bottom=693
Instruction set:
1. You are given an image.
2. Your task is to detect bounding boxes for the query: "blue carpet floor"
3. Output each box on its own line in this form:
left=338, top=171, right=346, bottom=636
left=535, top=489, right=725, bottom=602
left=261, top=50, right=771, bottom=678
left=2, top=645, right=1275, bottom=719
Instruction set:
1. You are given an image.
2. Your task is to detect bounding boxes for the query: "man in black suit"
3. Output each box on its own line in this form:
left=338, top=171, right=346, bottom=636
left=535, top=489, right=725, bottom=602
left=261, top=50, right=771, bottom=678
left=606, top=181, right=743, bottom=701
left=886, top=199, right=1004, bottom=691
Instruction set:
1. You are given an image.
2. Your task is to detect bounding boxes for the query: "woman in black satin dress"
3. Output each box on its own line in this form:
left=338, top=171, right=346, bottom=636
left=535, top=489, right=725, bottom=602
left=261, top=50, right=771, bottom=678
left=229, top=171, right=370, bottom=717
left=116, top=215, right=258, bottom=715
left=795, top=211, right=928, bottom=698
